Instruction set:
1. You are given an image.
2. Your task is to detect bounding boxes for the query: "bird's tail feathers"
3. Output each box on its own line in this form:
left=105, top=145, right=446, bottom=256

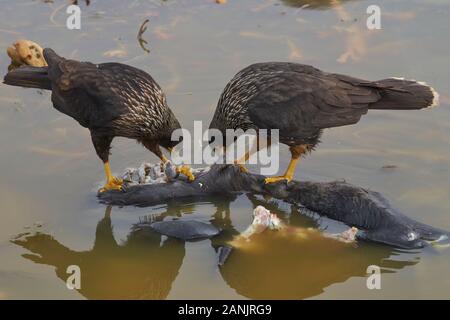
left=368, top=78, right=439, bottom=110
left=3, top=66, right=51, bottom=90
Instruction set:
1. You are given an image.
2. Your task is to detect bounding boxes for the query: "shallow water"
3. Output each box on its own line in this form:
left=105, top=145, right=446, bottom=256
left=0, top=0, right=449, bottom=299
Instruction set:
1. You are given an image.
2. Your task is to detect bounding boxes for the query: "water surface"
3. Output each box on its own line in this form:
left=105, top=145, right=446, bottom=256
left=0, top=0, right=449, bottom=299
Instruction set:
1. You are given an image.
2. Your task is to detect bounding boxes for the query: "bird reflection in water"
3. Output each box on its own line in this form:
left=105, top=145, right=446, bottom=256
left=11, top=206, right=184, bottom=299
left=12, top=196, right=420, bottom=300
left=217, top=195, right=421, bottom=299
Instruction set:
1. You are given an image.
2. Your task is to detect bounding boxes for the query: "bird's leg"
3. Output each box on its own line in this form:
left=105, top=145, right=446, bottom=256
left=175, top=165, right=195, bottom=182
left=264, top=145, right=306, bottom=184
left=91, top=133, right=123, bottom=193
left=234, top=151, right=250, bottom=173
left=100, top=161, right=123, bottom=192
left=234, top=136, right=264, bottom=173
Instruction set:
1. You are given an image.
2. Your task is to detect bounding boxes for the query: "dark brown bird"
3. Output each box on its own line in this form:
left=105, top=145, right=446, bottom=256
left=209, top=62, right=439, bottom=184
left=3, top=48, right=193, bottom=192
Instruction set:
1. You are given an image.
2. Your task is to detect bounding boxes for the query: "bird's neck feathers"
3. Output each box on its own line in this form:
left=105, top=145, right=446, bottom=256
left=159, top=110, right=181, bottom=148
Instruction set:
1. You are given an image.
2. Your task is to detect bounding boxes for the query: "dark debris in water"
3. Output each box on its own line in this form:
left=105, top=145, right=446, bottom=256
left=137, top=19, right=151, bottom=54
left=139, top=220, right=221, bottom=241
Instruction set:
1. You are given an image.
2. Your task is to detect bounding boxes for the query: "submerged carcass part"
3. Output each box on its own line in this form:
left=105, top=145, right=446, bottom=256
left=241, top=205, right=283, bottom=239
left=325, top=227, right=359, bottom=243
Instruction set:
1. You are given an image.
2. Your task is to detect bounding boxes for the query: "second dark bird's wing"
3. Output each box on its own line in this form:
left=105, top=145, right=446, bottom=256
left=247, top=70, right=381, bottom=142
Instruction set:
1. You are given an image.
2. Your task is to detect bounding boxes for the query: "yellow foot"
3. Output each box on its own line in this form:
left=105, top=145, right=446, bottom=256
left=264, top=176, right=292, bottom=184
left=99, top=177, right=123, bottom=193
left=236, top=164, right=249, bottom=173
left=176, top=165, right=195, bottom=182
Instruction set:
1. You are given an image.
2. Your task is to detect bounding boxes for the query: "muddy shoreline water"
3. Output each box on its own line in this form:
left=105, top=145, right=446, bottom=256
left=0, top=0, right=449, bottom=299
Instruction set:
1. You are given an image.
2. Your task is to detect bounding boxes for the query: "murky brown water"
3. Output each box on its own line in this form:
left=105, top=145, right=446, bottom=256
left=0, top=0, right=449, bottom=299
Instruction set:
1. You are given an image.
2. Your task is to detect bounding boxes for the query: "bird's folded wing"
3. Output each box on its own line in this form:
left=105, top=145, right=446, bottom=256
left=247, top=73, right=381, bottom=131
left=49, top=60, right=138, bottom=123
